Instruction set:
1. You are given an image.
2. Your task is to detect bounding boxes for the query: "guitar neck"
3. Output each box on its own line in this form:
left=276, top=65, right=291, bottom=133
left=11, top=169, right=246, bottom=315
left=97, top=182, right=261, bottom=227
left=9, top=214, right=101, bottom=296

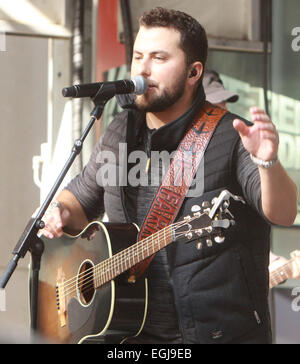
left=269, top=259, right=295, bottom=288
left=93, top=224, right=174, bottom=288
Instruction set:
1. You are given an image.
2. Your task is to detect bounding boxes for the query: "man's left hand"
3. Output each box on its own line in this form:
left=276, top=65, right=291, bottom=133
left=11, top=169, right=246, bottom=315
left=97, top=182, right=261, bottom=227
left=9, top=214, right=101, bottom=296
left=233, top=107, right=279, bottom=161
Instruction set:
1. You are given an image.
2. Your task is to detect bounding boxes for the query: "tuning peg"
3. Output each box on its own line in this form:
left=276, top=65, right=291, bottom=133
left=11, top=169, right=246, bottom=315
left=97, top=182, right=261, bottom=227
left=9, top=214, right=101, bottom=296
left=195, top=229, right=204, bottom=236
left=211, top=197, right=218, bottom=205
left=222, top=201, right=230, bottom=209
left=206, top=238, right=213, bottom=247
left=212, top=219, right=230, bottom=229
left=214, top=236, right=225, bottom=244
left=224, top=208, right=234, bottom=219
left=191, top=205, right=201, bottom=212
left=197, top=241, right=202, bottom=250
left=205, top=226, right=213, bottom=233
left=185, top=232, right=193, bottom=240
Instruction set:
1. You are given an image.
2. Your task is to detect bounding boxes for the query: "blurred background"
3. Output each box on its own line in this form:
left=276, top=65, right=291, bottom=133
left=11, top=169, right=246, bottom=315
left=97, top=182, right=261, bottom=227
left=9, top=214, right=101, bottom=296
left=0, top=0, right=299, bottom=343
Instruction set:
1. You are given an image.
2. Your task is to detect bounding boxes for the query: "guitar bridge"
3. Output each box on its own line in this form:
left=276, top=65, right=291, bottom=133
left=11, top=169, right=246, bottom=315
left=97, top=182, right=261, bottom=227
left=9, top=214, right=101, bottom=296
left=56, top=267, right=67, bottom=328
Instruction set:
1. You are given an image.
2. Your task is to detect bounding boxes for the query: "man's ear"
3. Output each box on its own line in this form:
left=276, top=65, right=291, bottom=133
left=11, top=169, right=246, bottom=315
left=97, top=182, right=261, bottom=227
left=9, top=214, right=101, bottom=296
left=188, top=62, right=203, bottom=84
left=189, top=68, right=197, bottom=78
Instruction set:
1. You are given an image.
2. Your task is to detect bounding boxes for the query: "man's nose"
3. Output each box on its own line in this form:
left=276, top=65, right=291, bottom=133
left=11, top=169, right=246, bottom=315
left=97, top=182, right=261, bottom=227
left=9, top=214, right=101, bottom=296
left=137, top=58, right=151, bottom=78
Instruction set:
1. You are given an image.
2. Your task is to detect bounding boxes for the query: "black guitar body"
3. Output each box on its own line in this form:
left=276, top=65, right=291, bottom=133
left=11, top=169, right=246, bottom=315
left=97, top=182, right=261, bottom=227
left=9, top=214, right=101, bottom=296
left=35, top=222, right=148, bottom=344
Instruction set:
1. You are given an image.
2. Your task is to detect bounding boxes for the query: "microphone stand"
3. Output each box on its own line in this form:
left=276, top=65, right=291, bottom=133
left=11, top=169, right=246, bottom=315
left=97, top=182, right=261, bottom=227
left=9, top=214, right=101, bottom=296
left=0, top=93, right=109, bottom=338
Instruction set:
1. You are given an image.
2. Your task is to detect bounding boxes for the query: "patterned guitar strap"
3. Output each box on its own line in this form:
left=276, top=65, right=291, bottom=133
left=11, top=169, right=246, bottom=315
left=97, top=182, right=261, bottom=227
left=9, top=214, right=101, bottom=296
left=128, top=101, right=227, bottom=281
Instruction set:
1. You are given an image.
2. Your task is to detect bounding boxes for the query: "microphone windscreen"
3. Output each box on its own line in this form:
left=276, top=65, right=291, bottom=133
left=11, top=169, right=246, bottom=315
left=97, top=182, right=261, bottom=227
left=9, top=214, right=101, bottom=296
left=132, top=76, right=148, bottom=95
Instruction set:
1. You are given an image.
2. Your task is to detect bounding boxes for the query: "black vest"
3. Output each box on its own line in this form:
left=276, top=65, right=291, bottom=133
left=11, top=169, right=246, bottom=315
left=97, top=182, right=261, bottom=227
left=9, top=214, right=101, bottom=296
left=99, top=109, right=272, bottom=344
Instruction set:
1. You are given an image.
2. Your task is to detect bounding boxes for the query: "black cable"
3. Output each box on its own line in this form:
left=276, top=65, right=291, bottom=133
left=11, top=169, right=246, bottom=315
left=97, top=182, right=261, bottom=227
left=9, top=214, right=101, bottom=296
left=262, top=0, right=271, bottom=117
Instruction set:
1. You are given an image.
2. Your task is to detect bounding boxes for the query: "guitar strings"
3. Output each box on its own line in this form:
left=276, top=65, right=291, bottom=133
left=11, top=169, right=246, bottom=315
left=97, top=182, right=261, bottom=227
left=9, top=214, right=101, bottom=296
left=61, top=231, right=195, bottom=301
left=58, top=218, right=195, bottom=300
left=67, top=218, right=189, bottom=289
left=59, top=225, right=175, bottom=299
left=69, top=228, right=174, bottom=299
left=60, top=221, right=205, bottom=302
left=60, top=213, right=203, bottom=300
left=58, top=221, right=173, bottom=297
left=59, top=221, right=184, bottom=299
left=72, top=215, right=204, bottom=299
left=75, top=226, right=194, bottom=300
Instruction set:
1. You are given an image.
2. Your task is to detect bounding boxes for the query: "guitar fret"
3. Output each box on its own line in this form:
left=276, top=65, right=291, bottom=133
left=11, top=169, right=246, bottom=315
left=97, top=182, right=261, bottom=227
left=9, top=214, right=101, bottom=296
left=105, top=268, right=109, bottom=283
left=133, top=245, right=138, bottom=265
left=122, top=251, right=127, bottom=272
left=127, top=249, right=131, bottom=270
left=152, top=235, right=155, bottom=255
left=97, top=267, right=101, bottom=287
left=153, top=234, right=156, bottom=253
left=141, top=243, right=145, bottom=260
left=110, top=260, right=114, bottom=281
left=147, top=237, right=150, bottom=257
left=98, top=269, right=101, bottom=287
left=93, top=266, right=97, bottom=288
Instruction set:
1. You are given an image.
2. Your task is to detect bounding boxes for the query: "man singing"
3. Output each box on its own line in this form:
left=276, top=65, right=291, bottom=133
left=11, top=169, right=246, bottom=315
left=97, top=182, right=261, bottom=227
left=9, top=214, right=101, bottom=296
left=40, top=7, right=298, bottom=344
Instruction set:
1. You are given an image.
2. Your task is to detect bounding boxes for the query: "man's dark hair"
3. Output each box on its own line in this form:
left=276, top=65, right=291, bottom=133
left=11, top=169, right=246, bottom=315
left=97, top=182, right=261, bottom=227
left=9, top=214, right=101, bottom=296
left=139, top=7, right=208, bottom=70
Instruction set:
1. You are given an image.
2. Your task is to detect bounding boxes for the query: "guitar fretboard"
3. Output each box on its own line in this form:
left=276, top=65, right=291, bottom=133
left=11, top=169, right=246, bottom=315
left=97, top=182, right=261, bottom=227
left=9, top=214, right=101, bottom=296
left=93, top=225, right=174, bottom=288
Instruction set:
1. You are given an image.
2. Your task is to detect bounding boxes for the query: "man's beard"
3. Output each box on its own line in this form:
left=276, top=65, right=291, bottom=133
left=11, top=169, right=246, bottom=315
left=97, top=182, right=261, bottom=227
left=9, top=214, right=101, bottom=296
left=134, top=70, right=188, bottom=112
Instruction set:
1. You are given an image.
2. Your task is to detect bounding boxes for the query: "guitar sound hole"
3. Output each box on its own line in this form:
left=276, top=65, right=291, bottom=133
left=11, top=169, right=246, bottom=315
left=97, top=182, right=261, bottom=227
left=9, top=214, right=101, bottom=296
left=77, top=260, right=95, bottom=306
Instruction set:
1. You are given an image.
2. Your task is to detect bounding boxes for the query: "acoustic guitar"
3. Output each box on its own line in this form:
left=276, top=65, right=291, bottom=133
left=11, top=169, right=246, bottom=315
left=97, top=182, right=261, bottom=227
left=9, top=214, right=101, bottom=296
left=33, top=190, right=241, bottom=344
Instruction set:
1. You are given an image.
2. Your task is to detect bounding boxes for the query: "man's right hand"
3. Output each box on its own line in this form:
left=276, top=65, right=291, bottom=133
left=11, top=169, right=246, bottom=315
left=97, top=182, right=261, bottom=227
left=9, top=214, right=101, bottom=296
left=33, top=190, right=89, bottom=240
left=34, top=201, right=71, bottom=239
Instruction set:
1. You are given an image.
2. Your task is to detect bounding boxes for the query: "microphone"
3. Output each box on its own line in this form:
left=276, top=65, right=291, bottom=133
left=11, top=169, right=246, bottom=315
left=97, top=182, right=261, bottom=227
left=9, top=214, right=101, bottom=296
left=62, top=75, right=147, bottom=99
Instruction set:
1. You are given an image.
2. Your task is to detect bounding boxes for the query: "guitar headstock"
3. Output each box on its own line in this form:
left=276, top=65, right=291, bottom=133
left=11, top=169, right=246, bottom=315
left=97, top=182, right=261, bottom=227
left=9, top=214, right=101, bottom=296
left=174, top=190, right=245, bottom=249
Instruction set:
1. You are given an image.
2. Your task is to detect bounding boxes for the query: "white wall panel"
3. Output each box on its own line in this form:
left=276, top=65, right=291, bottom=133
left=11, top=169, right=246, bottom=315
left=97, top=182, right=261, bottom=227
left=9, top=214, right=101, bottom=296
left=0, top=34, right=48, bottom=334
